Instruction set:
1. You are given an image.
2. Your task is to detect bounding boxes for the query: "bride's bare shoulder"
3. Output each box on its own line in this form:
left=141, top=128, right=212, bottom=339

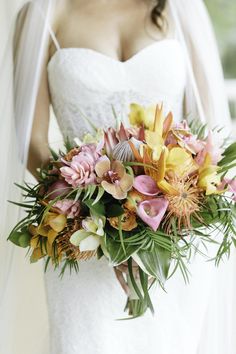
left=52, top=0, right=84, bottom=26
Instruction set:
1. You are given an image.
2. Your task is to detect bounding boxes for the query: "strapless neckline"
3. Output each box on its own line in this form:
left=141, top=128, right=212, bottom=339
left=47, top=38, right=181, bottom=68
left=47, top=37, right=187, bottom=143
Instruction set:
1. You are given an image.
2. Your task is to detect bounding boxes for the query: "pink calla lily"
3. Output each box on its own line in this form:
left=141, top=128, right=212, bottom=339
left=137, top=198, right=169, bottom=231
left=134, top=175, right=160, bottom=196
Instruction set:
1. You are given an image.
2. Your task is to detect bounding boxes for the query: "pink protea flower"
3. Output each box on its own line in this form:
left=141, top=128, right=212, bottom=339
left=95, top=156, right=133, bottom=199
left=53, top=199, right=81, bottom=218
left=104, top=123, right=144, bottom=158
left=137, top=198, right=169, bottom=231
left=60, top=144, right=100, bottom=188
left=47, top=180, right=71, bottom=200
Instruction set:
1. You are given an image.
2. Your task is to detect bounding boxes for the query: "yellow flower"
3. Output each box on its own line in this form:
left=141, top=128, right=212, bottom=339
left=145, top=146, right=197, bottom=196
left=198, top=153, right=221, bottom=195
left=154, top=147, right=179, bottom=195
left=145, top=104, right=166, bottom=160
left=165, top=147, right=198, bottom=178
left=129, top=103, right=156, bottom=130
left=29, top=212, right=67, bottom=262
left=129, top=103, right=174, bottom=162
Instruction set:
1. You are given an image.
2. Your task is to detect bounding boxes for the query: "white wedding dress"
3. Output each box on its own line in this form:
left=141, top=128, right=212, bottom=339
left=43, top=33, right=235, bottom=354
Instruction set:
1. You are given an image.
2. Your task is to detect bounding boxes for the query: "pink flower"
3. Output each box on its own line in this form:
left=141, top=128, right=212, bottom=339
left=166, top=122, right=205, bottom=154
left=173, top=120, right=190, bottom=130
left=95, top=156, right=133, bottom=199
left=195, top=131, right=222, bottom=166
left=60, top=144, right=99, bottom=188
left=137, top=198, right=169, bottom=231
left=53, top=199, right=81, bottom=219
left=133, top=175, right=160, bottom=196
left=219, top=178, right=236, bottom=202
left=47, top=180, right=71, bottom=200
left=180, top=135, right=205, bottom=154
left=104, top=123, right=144, bottom=157
left=79, top=144, right=101, bottom=160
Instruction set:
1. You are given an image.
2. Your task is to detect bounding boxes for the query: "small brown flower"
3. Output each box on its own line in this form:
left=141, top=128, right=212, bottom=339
left=56, top=220, right=97, bottom=261
left=108, top=209, right=138, bottom=231
left=63, top=147, right=80, bottom=162
left=124, top=189, right=152, bottom=213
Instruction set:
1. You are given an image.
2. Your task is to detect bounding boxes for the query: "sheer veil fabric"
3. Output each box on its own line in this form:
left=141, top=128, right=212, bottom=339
left=0, top=1, right=234, bottom=353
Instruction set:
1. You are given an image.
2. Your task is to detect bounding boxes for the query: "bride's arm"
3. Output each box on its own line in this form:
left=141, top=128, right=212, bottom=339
left=27, top=51, right=51, bottom=180
left=25, top=4, right=63, bottom=179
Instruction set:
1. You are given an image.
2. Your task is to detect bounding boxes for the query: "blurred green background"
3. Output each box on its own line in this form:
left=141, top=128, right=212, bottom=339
left=205, top=0, right=236, bottom=78
left=205, top=0, right=236, bottom=121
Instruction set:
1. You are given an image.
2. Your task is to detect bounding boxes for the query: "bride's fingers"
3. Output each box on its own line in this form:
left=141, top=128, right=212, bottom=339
left=113, top=267, right=130, bottom=296
left=116, top=261, right=139, bottom=276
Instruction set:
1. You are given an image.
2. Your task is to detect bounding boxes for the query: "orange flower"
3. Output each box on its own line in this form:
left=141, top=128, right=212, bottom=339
left=29, top=212, right=67, bottom=262
left=124, top=190, right=150, bottom=212
left=108, top=209, right=138, bottom=231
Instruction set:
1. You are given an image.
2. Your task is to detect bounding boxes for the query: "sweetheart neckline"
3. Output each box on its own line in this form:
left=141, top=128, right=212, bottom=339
left=47, top=38, right=181, bottom=68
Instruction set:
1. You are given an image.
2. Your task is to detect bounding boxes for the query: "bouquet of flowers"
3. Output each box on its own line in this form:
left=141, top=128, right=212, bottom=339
left=8, top=103, right=236, bottom=318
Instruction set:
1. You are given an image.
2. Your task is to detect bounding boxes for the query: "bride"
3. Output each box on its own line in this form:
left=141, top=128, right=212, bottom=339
left=0, top=0, right=235, bottom=354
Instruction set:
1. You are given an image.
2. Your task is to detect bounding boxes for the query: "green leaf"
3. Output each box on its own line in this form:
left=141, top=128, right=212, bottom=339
left=105, top=234, right=143, bottom=265
left=82, top=186, right=92, bottom=201
left=106, top=204, right=124, bottom=217
left=218, top=142, right=236, bottom=167
left=84, top=199, right=105, bottom=216
left=127, top=258, right=144, bottom=301
left=136, top=243, right=171, bottom=284
left=139, top=267, right=155, bottom=314
left=88, top=184, right=97, bottom=199
left=18, top=232, right=31, bottom=248
left=49, top=147, right=59, bottom=161
left=118, top=216, right=126, bottom=255
left=8, top=230, right=31, bottom=248
left=64, top=136, right=75, bottom=152
left=8, top=231, right=22, bottom=246
left=96, top=245, right=104, bottom=259
left=92, top=187, right=105, bottom=205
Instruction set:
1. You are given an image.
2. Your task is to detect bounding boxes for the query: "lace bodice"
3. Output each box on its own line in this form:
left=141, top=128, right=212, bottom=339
left=47, top=39, right=187, bottom=141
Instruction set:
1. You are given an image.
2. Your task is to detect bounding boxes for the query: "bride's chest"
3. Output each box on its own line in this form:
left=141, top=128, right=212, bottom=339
left=47, top=39, right=187, bottom=100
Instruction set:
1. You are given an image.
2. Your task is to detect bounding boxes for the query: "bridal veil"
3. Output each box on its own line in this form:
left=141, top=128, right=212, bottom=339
left=0, top=1, right=234, bottom=353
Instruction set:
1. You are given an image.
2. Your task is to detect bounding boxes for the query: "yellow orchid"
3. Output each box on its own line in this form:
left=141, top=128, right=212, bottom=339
left=29, top=212, right=67, bottom=262
left=198, top=153, right=221, bottom=195
left=129, top=103, right=156, bottom=130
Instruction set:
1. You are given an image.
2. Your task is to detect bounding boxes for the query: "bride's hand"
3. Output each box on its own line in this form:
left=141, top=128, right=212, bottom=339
left=114, top=260, right=155, bottom=296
